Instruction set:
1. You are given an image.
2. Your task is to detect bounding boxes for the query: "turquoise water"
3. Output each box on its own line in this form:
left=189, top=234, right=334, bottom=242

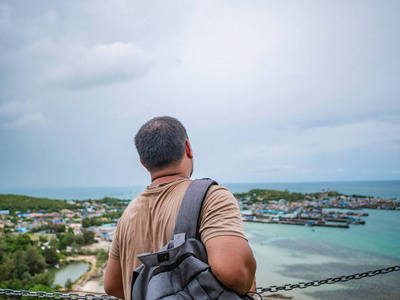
left=246, top=209, right=400, bottom=299
left=247, top=209, right=400, bottom=259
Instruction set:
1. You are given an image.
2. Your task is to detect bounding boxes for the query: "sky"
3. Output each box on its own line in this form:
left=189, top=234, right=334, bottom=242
left=0, top=0, right=399, bottom=188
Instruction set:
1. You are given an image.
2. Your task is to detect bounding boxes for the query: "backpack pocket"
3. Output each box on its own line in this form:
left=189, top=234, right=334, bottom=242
left=146, top=256, right=242, bottom=300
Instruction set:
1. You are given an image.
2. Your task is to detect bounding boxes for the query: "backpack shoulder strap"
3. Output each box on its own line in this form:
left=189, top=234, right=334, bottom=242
left=172, top=178, right=218, bottom=239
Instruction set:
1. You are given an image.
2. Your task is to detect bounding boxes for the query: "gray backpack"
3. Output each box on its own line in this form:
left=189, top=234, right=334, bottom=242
left=130, top=179, right=250, bottom=299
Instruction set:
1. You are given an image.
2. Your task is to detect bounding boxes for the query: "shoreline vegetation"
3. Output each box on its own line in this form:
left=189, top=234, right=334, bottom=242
left=0, top=189, right=398, bottom=295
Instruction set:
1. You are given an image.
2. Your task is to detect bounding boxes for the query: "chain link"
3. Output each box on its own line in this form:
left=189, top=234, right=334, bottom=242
left=1, top=265, right=399, bottom=299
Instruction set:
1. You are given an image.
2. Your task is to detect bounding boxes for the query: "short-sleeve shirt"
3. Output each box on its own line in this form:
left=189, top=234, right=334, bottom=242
left=109, top=178, right=246, bottom=300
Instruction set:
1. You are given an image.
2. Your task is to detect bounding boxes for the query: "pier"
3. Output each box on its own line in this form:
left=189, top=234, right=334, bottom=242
left=242, top=218, right=350, bottom=228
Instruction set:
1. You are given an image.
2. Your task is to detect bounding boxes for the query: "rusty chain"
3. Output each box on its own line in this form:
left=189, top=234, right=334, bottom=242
left=0, top=265, right=399, bottom=299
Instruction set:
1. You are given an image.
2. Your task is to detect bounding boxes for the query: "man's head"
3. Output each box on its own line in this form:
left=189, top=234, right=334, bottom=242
left=134, top=116, right=189, bottom=172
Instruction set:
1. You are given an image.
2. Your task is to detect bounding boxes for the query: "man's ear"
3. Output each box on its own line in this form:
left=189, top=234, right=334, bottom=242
left=140, top=159, right=149, bottom=171
left=185, top=140, right=193, bottom=159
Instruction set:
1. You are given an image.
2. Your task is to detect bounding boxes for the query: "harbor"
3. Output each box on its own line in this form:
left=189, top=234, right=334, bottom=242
left=236, top=187, right=398, bottom=229
left=242, top=209, right=369, bottom=228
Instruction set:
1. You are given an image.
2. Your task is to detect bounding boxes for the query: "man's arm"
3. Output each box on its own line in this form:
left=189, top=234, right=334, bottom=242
left=205, top=235, right=257, bottom=296
left=104, top=257, right=125, bottom=299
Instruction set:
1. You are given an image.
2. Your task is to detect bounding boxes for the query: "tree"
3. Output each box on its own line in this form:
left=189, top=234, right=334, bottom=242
left=96, top=249, right=109, bottom=267
left=74, top=234, right=84, bottom=246
left=38, top=236, right=48, bottom=243
left=42, top=246, right=58, bottom=265
left=25, top=246, right=46, bottom=275
left=29, top=284, right=53, bottom=293
left=0, top=253, right=16, bottom=282
left=0, top=235, right=53, bottom=291
left=65, top=278, right=73, bottom=291
left=54, top=224, right=66, bottom=233
left=58, top=232, right=75, bottom=250
left=6, top=234, right=34, bottom=252
left=81, top=216, right=103, bottom=228
left=14, top=251, right=29, bottom=278
left=0, top=238, right=7, bottom=263
left=83, top=230, right=95, bottom=245
left=31, top=272, right=54, bottom=287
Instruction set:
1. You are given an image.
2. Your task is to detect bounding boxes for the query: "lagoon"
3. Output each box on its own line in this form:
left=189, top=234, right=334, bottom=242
left=48, top=262, right=90, bottom=288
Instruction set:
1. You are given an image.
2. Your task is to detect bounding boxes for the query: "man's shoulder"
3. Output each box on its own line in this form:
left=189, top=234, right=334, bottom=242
left=207, top=183, right=234, bottom=197
left=203, top=183, right=237, bottom=207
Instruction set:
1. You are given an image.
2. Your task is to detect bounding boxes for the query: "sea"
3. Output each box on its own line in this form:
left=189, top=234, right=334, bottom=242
left=1, top=180, right=399, bottom=300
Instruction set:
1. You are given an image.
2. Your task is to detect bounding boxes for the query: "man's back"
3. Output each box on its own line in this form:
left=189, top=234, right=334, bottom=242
left=104, top=116, right=256, bottom=299
left=109, top=178, right=247, bottom=300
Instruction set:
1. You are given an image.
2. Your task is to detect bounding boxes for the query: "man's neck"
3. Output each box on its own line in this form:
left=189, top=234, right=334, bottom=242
left=149, top=173, right=189, bottom=187
left=148, top=152, right=193, bottom=187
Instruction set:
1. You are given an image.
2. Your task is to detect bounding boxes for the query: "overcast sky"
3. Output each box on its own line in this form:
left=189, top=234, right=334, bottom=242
left=0, top=0, right=399, bottom=188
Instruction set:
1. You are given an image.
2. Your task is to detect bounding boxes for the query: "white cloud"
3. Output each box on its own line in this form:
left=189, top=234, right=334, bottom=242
left=240, top=119, right=400, bottom=162
left=180, top=5, right=277, bottom=80
left=0, top=3, right=12, bottom=28
left=44, top=42, right=153, bottom=89
left=41, top=9, right=57, bottom=25
left=1, top=113, right=46, bottom=130
left=0, top=101, right=38, bottom=116
left=21, top=40, right=153, bottom=90
left=0, top=100, right=46, bottom=130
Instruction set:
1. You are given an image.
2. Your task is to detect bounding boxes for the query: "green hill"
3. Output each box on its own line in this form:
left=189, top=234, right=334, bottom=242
left=0, top=194, right=78, bottom=214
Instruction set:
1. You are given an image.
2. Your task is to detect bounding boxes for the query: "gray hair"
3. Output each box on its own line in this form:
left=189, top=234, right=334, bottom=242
left=134, top=116, right=189, bottom=171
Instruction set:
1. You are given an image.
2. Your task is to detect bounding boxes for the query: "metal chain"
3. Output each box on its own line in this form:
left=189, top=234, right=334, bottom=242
left=257, top=265, right=400, bottom=294
left=1, top=265, right=399, bottom=299
left=0, top=291, right=119, bottom=300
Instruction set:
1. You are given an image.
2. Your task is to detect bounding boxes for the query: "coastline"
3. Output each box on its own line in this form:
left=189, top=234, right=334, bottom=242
left=1, top=181, right=399, bottom=299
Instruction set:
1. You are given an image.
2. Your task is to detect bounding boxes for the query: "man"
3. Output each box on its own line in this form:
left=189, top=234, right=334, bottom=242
left=104, top=116, right=256, bottom=299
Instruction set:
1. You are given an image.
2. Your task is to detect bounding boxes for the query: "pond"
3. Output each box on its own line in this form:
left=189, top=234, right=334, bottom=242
left=48, top=261, right=90, bottom=287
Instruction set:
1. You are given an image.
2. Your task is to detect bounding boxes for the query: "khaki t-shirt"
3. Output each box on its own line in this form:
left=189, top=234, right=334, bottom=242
left=109, top=179, right=246, bottom=300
